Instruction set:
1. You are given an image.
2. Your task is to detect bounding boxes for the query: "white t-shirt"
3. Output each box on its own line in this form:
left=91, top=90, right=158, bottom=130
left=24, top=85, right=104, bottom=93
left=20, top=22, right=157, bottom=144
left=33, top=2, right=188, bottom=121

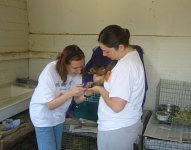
left=98, top=50, right=145, bottom=131
left=30, top=61, right=82, bottom=127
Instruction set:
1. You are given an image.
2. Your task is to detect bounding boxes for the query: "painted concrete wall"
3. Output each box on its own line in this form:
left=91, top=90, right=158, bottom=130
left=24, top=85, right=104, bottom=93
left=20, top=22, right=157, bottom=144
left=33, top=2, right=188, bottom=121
left=0, top=0, right=29, bottom=85
left=27, top=0, right=191, bottom=109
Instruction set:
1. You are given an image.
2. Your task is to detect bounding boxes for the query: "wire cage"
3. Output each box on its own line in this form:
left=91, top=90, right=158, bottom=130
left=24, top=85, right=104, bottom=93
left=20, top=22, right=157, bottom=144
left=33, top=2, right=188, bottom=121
left=62, top=133, right=97, bottom=150
left=62, top=119, right=97, bottom=150
left=144, top=137, right=191, bottom=150
left=144, top=79, right=191, bottom=150
left=156, top=79, right=191, bottom=110
left=144, top=122, right=191, bottom=150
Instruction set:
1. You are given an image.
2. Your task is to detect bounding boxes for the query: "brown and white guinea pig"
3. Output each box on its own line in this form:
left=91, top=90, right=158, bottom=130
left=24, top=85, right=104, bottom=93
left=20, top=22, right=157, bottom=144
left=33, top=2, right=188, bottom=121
left=89, top=65, right=106, bottom=86
left=89, top=60, right=118, bottom=87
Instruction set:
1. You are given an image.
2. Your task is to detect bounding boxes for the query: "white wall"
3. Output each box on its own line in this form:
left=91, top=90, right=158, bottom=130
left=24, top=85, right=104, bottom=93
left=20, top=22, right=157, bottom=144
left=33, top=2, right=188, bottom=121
left=27, top=0, right=191, bottom=109
left=0, top=0, right=29, bottom=85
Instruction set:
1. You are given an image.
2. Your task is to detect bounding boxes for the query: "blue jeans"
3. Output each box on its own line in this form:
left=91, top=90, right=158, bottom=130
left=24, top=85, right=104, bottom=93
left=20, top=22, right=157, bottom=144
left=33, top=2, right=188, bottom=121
left=35, top=123, right=64, bottom=150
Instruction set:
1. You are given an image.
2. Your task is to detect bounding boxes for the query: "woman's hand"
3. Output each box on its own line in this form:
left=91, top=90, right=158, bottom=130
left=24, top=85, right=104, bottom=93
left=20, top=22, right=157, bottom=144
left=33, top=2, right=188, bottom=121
left=48, top=85, right=85, bottom=109
left=70, top=85, right=86, bottom=97
left=87, top=86, right=101, bottom=94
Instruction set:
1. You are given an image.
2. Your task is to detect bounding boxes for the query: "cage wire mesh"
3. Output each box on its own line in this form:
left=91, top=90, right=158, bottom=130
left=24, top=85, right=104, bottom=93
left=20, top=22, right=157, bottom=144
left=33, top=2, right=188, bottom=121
left=62, top=110, right=97, bottom=150
left=61, top=93, right=100, bottom=150
left=156, top=79, right=191, bottom=110
left=144, top=137, right=191, bottom=150
left=62, top=133, right=97, bottom=150
left=144, top=123, right=191, bottom=150
left=144, top=79, right=191, bottom=150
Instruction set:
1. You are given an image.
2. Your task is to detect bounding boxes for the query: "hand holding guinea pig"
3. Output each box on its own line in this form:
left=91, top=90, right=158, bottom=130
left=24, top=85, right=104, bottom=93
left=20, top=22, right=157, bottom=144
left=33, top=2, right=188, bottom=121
left=89, top=65, right=106, bottom=86
left=69, top=85, right=86, bottom=97
left=86, top=61, right=117, bottom=94
left=88, top=60, right=117, bottom=87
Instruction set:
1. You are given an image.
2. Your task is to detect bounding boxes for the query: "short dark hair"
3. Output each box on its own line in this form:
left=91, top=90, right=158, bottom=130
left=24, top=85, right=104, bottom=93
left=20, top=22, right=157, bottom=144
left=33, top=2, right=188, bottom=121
left=98, top=25, right=130, bottom=49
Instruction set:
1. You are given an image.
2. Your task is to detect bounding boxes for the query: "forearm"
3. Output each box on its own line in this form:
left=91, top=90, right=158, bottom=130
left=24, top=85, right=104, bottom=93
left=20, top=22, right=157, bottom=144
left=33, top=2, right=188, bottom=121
left=99, top=87, right=115, bottom=110
left=99, top=87, right=126, bottom=113
left=99, top=87, right=110, bottom=104
left=47, top=91, right=73, bottom=110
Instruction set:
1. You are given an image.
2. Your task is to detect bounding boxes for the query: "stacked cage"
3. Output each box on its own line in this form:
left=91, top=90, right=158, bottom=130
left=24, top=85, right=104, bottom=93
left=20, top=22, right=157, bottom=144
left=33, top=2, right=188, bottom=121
left=62, top=123, right=97, bottom=150
left=144, top=138, right=191, bottom=150
left=156, top=79, right=191, bottom=110
left=61, top=93, right=100, bottom=150
left=144, top=79, right=191, bottom=150
left=62, top=133, right=97, bottom=150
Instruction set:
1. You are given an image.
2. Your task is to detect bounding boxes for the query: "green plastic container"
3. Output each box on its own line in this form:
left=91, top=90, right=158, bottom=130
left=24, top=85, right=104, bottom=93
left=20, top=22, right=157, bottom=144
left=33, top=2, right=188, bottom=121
left=74, top=93, right=100, bottom=121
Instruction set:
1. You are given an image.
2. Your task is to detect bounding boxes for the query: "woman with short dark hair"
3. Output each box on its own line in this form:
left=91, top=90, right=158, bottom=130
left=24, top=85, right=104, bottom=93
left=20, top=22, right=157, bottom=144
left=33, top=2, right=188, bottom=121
left=89, top=25, right=145, bottom=150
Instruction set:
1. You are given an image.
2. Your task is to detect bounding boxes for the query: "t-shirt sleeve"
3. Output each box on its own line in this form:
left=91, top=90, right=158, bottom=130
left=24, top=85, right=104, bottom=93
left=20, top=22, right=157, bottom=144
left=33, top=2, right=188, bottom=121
left=109, top=64, right=134, bottom=102
left=37, top=70, right=57, bottom=103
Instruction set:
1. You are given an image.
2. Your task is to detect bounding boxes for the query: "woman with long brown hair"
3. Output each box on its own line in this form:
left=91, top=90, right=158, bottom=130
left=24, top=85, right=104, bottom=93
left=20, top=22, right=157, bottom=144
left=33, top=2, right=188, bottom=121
left=30, top=45, right=86, bottom=150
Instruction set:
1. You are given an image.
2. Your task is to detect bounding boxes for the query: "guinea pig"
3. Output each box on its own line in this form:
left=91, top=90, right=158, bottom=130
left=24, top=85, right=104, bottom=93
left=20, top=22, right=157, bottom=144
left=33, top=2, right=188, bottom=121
left=88, top=60, right=118, bottom=86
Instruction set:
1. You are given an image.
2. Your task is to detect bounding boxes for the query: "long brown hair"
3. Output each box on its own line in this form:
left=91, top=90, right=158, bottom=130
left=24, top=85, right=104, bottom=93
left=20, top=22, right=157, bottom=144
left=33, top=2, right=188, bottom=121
left=56, top=45, right=85, bottom=82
